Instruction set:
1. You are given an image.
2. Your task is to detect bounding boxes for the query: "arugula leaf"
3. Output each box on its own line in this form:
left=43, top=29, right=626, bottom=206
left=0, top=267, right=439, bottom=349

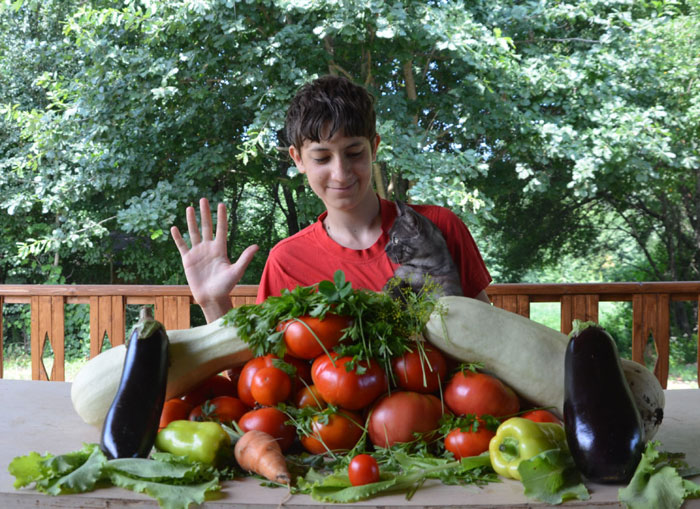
left=518, top=449, right=590, bottom=504
left=296, top=450, right=496, bottom=503
left=618, top=441, right=700, bottom=509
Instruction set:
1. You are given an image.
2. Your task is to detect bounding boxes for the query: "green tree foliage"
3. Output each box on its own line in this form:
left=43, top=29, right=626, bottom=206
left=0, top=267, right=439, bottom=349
left=0, top=0, right=698, bottom=305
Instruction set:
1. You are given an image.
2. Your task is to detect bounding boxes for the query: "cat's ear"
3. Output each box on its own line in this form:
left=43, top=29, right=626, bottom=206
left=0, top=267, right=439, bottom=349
left=395, top=200, right=409, bottom=216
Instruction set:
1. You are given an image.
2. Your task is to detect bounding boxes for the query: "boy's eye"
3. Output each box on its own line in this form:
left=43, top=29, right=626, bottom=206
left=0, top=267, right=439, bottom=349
left=313, top=157, right=330, bottom=164
left=347, top=151, right=362, bottom=158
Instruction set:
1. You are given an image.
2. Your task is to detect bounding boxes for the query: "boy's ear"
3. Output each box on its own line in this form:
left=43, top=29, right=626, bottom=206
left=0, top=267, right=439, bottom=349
left=289, top=145, right=305, bottom=173
left=371, top=134, right=381, bottom=160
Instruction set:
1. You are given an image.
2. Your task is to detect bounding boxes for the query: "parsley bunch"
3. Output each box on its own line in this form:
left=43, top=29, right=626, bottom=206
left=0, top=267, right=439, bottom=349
left=222, top=270, right=441, bottom=371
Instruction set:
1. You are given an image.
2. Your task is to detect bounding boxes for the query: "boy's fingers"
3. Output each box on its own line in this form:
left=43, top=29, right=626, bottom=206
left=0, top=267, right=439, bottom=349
left=215, top=202, right=228, bottom=244
left=186, top=205, right=201, bottom=245
left=200, top=198, right=213, bottom=241
left=232, top=244, right=259, bottom=276
left=170, top=226, right=189, bottom=256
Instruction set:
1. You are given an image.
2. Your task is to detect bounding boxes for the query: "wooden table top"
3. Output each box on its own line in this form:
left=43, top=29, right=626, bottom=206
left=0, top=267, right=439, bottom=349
left=1, top=379, right=698, bottom=508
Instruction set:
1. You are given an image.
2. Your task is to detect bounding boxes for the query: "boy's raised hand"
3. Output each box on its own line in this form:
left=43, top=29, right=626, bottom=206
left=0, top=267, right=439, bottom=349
left=171, top=198, right=258, bottom=323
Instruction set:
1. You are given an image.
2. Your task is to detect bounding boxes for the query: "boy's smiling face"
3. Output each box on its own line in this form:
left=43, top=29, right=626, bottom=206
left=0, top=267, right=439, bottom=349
left=290, top=128, right=380, bottom=214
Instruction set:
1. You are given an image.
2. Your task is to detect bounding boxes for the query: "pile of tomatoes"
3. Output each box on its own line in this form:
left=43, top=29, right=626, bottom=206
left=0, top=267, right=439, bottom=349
left=159, top=312, right=560, bottom=467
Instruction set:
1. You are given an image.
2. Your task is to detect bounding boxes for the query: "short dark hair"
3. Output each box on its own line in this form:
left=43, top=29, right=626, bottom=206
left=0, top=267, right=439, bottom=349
left=285, top=75, right=376, bottom=152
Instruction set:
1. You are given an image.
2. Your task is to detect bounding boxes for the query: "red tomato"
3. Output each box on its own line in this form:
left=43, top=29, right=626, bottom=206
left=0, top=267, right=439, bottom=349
left=311, top=354, right=387, bottom=410
left=444, top=425, right=496, bottom=459
left=444, top=370, right=519, bottom=418
left=348, top=454, right=380, bottom=486
left=237, top=354, right=277, bottom=407
left=188, top=395, right=248, bottom=424
left=300, top=410, right=364, bottom=455
left=391, top=345, right=447, bottom=393
left=368, top=391, right=445, bottom=448
left=280, top=314, right=351, bottom=359
left=238, top=407, right=296, bottom=452
left=182, top=374, right=237, bottom=407
left=159, top=398, right=193, bottom=430
left=294, top=385, right=326, bottom=409
left=521, top=409, right=562, bottom=424
left=250, top=366, right=292, bottom=406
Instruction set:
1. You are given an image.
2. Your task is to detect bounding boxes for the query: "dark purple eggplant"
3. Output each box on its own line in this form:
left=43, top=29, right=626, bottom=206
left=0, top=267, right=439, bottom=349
left=100, top=307, right=169, bottom=459
left=563, top=320, right=644, bottom=484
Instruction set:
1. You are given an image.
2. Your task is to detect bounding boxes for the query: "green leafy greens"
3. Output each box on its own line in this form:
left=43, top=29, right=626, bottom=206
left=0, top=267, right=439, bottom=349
left=618, top=441, right=700, bottom=509
left=9, top=444, right=223, bottom=509
left=222, top=270, right=441, bottom=372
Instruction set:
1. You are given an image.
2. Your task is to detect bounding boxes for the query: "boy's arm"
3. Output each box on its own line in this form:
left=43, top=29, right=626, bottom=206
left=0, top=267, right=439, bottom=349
left=171, top=198, right=258, bottom=323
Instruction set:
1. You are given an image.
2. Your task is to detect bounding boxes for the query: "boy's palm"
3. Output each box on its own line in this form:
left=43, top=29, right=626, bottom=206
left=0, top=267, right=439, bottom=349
left=171, top=199, right=258, bottom=322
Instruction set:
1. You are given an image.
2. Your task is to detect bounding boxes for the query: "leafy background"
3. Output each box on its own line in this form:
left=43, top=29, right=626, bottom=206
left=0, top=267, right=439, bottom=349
left=0, top=0, right=698, bottom=379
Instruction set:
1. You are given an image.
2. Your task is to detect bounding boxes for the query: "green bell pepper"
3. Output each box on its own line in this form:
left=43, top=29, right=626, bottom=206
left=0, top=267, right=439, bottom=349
left=489, top=417, right=567, bottom=480
left=155, top=420, right=231, bottom=465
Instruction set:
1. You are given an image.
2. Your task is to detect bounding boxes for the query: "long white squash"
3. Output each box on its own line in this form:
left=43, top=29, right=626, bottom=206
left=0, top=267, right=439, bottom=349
left=425, top=296, right=569, bottom=413
left=424, top=296, right=664, bottom=439
left=71, top=317, right=252, bottom=428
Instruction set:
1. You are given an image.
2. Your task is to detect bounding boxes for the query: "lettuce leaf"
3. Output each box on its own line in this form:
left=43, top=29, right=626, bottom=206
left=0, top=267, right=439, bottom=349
left=518, top=448, right=590, bottom=504
left=8, top=443, right=220, bottom=509
left=618, top=441, right=700, bottom=509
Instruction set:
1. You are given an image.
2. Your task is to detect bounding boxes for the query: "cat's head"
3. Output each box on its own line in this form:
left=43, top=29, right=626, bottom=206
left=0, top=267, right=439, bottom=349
left=385, top=201, right=433, bottom=264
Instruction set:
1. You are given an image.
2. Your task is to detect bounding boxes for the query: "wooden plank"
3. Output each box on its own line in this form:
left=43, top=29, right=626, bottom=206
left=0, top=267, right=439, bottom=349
left=154, top=296, right=165, bottom=325
left=632, top=294, right=645, bottom=364
left=111, top=296, right=126, bottom=347
left=89, top=296, right=126, bottom=357
left=560, top=295, right=573, bottom=334
left=50, top=296, right=65, bottom=381
left=652, top=294, right=670, bottom=389
left=161, top=296, right=190, bottom=330
left=493, top=295, right=530, bottom=318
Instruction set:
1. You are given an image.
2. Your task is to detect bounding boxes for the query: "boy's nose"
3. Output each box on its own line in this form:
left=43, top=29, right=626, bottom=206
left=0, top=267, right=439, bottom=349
left=330, top=156, right=351, bottom=179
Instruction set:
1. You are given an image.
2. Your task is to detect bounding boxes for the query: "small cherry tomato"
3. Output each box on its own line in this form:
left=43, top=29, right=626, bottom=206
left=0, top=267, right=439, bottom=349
left=250, top=366, right=292, bottom=406
left=237, top=354, right=278, bottom=407
left=521, top=409, right=562, bottom=424
left=159, top=398, right=193, bottom=430
left=392, top=345, right=447, bottom=393
left=182, top=374, right=237, bottom=407
left=188, top=395, right=248, bottom=424
left=294, top=385, right=326, bottom=409
left=300, top=410, right=364, bottom=455
left=348, top=454, right=380, bottom=486
left=444, top=424, right=496, bottom=459
left=279, top=314, right=351, bottom=360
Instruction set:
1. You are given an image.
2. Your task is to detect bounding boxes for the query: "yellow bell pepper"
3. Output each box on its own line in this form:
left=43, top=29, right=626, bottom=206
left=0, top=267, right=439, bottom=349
left=489, top=417, right=567, bottom=480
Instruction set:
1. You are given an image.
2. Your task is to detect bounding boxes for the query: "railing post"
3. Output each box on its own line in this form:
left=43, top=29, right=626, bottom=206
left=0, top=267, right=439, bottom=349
left=491, top=295, right=530, bottom=318
left=30, top=296, right=65, bottom=381
left=632, top=293, right=670, bottom=389
left=560, top=294, right=599, bottom=334
left=155, top=296, right=191, bottom=330
left=89, top=296, right=126, bottom=358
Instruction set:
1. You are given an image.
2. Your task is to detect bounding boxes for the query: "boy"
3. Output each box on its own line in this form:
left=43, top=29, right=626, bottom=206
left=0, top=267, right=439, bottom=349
left=171, top=75, right=491, bottom=323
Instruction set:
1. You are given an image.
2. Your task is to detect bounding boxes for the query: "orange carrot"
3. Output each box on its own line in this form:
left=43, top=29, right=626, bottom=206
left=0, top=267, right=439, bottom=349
left=234, top=430, right=290, bottom=485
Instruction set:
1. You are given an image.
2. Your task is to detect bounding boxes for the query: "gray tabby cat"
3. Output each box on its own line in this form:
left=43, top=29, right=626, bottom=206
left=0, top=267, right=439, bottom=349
left=383, top=201, right=464, bottom=297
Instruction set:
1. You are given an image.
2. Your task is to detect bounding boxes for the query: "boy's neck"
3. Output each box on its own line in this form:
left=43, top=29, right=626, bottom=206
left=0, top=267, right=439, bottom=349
left=322, top=193, right=382, bottom=250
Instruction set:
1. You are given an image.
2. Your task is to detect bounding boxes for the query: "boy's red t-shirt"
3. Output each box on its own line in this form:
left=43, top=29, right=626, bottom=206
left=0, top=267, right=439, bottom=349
left=256, top=198, right=491, bottom=303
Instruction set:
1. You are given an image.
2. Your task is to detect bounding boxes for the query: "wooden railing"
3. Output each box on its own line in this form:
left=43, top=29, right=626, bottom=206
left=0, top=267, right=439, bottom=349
left=1, top=282, right=698, bottom=388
